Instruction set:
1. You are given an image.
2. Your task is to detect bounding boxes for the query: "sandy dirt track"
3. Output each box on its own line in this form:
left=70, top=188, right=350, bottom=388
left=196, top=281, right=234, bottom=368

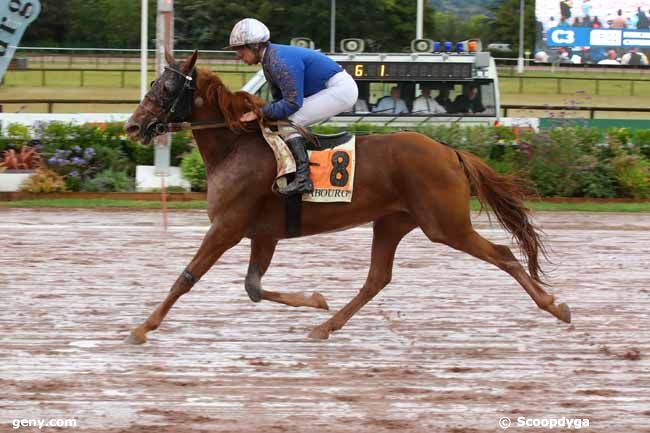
left=1, top=209, right=649, bottom=433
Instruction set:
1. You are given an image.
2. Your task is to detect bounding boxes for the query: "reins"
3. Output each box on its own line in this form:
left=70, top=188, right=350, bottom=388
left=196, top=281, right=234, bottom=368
left=159, top=119, right=316, bottom=145
left=157, top=119, right=289, bottom=133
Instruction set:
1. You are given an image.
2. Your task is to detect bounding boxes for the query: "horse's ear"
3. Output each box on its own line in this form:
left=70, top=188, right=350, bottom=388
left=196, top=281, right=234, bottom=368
left=164, top=49, right=175, bottom=66
left=183, top=50, right=198, bottom=73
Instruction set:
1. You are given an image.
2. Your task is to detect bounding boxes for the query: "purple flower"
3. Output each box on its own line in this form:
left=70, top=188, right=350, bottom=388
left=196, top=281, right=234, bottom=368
left=48, top=156, right=58, bottom=165
left=71, top=156, right=85, bottom=166
left=69, top=170, right=79, bottom=178
left=83, top=147, right=96, bottom=159
left=72, top=145, right=82, bottom=153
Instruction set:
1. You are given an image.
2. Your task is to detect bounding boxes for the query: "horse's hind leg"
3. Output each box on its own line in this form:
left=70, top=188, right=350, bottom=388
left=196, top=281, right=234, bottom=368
left=246, top=238, right=328, bottom=310
left=411, top=188, right=570, bottom=323
left=308, top=212, right=416, bottom=340
left=443, top=228, right=570, bottom=323
left=125, top=223, right=242, bottom=345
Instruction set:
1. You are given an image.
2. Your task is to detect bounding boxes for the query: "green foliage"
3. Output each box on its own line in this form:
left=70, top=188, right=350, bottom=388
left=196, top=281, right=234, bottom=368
left=7, top=124, right=31, bottom=139
left=82, top=169, right=135, bottom=192
left=633, top=130, right=650, bottom=160
left=489, top=0, right=537, bottom=54
left=23, top=0, right=154, bottom=48
left=24, top=0, right=505, bottom=52
left=180, top=148, right=207, bottom=192
left=610, top=155, right=650, bottom=198
left=3, top=120, right=648, bottom=198
left=318, top=123, right=649, bottom=198
left=1, top=122, right=193, bottom=192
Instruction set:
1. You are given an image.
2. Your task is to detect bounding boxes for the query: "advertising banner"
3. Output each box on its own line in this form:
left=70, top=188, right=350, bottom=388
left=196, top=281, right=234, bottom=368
left=535, top=0, right=650, bottom=64
left=0, top=0, right=41, bottom=80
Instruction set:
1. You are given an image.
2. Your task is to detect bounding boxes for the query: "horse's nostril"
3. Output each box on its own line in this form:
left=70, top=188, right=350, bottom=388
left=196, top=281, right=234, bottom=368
left=125, top=123, right=140, bottom=136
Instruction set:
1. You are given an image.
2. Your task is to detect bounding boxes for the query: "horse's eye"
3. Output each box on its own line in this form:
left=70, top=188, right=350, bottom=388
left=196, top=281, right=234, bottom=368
left=149, top=80, right=155, bottom=88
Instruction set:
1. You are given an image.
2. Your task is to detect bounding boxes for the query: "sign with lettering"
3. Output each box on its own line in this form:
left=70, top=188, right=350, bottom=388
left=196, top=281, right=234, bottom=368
left=0, top=0, right=40, bottom=81
left=547, top=27, right=650, bottom=48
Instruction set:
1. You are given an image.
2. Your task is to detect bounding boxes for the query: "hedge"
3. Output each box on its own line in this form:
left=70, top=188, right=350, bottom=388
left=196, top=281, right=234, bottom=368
left=1, top=122, right=648, bottom=197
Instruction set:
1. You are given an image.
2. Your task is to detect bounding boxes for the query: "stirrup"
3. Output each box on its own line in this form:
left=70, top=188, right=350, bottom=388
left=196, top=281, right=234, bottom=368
left=278, top=177, right=313, bottom=196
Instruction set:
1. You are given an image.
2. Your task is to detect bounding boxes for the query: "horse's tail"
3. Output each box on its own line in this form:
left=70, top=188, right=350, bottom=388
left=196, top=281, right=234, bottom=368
left=455, top=149, right=547, bottom=283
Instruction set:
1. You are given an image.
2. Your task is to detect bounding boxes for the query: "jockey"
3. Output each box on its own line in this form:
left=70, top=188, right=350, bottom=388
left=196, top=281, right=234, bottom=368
left=227, top=18, right=358, bottom=195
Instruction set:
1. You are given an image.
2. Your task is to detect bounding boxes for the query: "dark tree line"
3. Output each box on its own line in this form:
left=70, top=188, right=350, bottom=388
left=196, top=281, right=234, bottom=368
left=22, top=0, right=535, bottom=53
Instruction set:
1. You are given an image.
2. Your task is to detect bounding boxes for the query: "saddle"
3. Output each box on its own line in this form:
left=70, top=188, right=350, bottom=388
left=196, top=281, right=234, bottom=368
left=306, top=131, right=354, bottom=151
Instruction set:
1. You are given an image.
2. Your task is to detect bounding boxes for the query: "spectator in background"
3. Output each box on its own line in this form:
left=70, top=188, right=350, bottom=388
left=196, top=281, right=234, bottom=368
left=582, top=15, right=592, bottom=27
left=373, top=87, right=409, bottom=114
left=558, top=17, right=571, bottom=27
left=560, top=0, right=573, bottom=20
left=581, top=0, right=592, bottom=17
left=435, top=88, right=453, bottom=112
left=597, top=50, right=620, bottom=65
left=542, top=17, right=556, bottom=42
left=591, top=16, right=603, bottom=28
left=412, top=86, right=446, bottom=114
left=621, top=47, right=649, bottom=65
left=544, top=16, right=557, bottom=35
left=558, top=47, right=572, bottom=63
left=572, top=17, right=582, bottom=26
left=612, top=9, right=627, bottom=28
left=450, top=85, right=485, bottom=114
left=352, top=99, right=369, bottom=113
left=535, top=51, right=550, bottom=63
left=639, top=7, right=650, bottom=29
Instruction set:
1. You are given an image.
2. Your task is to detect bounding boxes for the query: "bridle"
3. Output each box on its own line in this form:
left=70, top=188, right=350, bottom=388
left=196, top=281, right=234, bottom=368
left=143, top=64, right=199, bottom=136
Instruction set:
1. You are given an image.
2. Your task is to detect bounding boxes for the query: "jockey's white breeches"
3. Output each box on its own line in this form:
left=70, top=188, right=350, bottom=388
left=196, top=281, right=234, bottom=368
left=282, top=71, right=358, bottom=139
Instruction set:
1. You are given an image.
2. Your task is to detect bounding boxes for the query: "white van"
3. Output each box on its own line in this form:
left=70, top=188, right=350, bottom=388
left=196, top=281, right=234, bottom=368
left=242, top=43, right=501, bottom=127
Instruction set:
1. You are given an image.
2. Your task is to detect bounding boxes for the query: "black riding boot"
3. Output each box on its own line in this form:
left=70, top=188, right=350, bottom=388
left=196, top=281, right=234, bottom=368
left=278, top=136, right=314, bottom=195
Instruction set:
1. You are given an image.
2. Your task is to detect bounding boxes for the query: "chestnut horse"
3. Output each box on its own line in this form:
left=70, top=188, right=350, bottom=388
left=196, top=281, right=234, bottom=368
left=123, top=51, right=570, bottom=344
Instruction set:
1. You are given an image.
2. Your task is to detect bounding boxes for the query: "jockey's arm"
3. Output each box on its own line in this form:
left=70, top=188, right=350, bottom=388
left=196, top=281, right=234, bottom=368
left=261, top=52, right=305, bottom=120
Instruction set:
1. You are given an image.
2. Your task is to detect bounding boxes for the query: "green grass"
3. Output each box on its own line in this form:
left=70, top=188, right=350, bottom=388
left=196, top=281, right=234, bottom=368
left=2, top=198, right=649, bottom=212
left=523, top=201, right=650, bottom=212
left=1, top=63, right=649, bottom=116
left=3, top=67, right=257, bottom=90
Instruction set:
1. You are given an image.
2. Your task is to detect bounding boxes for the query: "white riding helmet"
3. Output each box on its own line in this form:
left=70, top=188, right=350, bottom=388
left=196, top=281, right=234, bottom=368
left=227, top=18, right=270, bottom=48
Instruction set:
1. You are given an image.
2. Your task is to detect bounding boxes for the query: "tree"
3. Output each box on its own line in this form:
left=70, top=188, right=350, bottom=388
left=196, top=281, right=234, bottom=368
left=489, top=0, right=536, bottom=55
left=21, top=0, right=70, bottom=46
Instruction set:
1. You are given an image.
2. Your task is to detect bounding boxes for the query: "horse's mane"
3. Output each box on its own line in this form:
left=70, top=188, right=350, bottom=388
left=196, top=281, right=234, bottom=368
left=196, top=67, right=265, bottom=132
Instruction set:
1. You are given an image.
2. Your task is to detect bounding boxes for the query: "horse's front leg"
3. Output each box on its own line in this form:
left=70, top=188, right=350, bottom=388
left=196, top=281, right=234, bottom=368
left=125, top=223, right=242, bottom=345
left=246, top=237, right=328, bottom=310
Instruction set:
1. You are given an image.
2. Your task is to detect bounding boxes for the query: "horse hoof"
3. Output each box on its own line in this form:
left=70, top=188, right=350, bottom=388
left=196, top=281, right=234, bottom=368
left=548, top=303, right=571, bottom=324
left=557, top=303, right=571, bottom=324
left=308, top=326, right=330, bottom=340
left=312, top=292, right=330, bottom=310
left=124, top=331, right=147, bottom=345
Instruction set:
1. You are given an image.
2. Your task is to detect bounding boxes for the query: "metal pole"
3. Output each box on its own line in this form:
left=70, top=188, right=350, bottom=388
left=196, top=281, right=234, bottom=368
left=517, top=0, right=525, bottom=73
left=416, top=0, right=424, bottom=39
left=156, top=0, right=173, bottom=230
left=140, top=0, right=148, bottom=99
left=330, top=0, right=336, bottom=53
